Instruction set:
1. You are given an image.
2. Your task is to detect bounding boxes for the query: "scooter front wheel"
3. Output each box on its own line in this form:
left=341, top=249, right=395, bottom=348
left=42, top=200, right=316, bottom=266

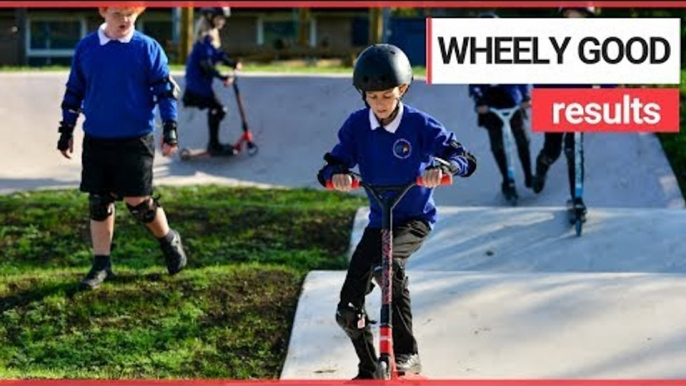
left=247, top=142, right=259, bottom=156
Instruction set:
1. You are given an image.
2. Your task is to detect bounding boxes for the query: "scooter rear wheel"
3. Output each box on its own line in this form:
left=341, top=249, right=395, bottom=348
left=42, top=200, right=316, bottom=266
left=575, top=218, right=583, bottom=237
left=378, top=360, right=390, bottom=380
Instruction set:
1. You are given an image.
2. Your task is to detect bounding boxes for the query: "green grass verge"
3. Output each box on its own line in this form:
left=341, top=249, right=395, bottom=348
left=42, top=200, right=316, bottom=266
left=0, top=185, right=365, bottom=274
left=0, top=265, right=301, bottom=379
left=0, top=185, right=366, bottom=379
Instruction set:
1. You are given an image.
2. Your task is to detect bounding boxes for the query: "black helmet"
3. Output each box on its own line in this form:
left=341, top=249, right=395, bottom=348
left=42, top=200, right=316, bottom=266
left=353, top=44, right=413, bottom=93
left=201, top=7, right=231, bottom=20
left=559, top=6, right=596, bottom=17
left=478, top=12, right=499, bottom=18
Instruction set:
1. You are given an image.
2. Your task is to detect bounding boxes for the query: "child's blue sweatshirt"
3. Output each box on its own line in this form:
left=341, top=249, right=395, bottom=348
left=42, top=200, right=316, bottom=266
left=321, top=103, right=477, bottom=228
left=61, top=26, right=177, bottom=139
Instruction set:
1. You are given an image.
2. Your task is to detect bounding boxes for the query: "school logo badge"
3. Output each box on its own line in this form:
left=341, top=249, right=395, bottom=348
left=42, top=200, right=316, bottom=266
left=393, top=139, right=412, bottom=159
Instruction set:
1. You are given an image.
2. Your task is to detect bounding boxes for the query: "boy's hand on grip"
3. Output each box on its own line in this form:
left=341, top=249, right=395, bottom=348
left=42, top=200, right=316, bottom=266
left=421, top=167, right=444, bottom=188
left=332, top=173, right=354, bottom=192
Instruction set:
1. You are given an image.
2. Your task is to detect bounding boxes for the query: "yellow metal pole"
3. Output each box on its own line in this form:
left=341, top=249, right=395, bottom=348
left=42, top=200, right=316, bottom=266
left=179, top=7, right=194, bottom=64
left=298, top=8, right=311, bottom=47
left=368, top=8, right=383, bottom=44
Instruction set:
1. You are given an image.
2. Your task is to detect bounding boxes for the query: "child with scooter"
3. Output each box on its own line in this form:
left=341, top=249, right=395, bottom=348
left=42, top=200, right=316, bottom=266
left=317, top=44, right=477, bottom=380
left=182, top=7, right=243, bottom=156
left=468, top=82, right=532, bottom=204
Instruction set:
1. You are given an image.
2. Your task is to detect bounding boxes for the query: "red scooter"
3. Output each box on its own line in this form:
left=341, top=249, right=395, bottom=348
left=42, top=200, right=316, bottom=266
left=180, top=73, right=258, bottom=161
left=327, top=165, right=452, bottom=380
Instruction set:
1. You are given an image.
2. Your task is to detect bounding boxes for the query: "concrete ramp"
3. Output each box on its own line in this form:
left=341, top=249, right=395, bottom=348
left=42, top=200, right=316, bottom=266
left=281, top=270, right=686, bottom=379
left=2, top=72, right=685, bottom=380
left=350, top=206, right=686, bottom=273
left=1, top=72, right=682, bottom=210
left=284, top=205, right=686, bottom=379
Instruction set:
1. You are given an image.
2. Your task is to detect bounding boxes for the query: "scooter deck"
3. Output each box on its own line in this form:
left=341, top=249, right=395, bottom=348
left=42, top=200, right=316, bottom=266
left=179, top=147, right=237, bottom=161
left=344, top=373, right=427, bottom=384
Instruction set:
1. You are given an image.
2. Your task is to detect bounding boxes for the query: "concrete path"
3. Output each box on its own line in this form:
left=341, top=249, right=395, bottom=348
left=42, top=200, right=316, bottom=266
left=282, top=206, right=686, bottom=379
left=1, top=72, right=682, bottom=209
left=282, top=270, right=686, bottom=379
left=2, top=72, right=685, bottom=380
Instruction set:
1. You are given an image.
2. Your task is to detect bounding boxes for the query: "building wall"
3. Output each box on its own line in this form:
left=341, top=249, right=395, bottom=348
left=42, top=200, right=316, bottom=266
left=0, top=11, right=21, bottom=66
left=313, top=16, right=353, bottom=50
left=0, top=8, right=374, bottom=66
left=220, top=15, right=258, bottom=52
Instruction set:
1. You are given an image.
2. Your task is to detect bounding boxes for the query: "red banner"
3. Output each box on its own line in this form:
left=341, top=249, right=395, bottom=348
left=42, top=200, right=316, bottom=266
left=531, top=88, right=680, bottom=133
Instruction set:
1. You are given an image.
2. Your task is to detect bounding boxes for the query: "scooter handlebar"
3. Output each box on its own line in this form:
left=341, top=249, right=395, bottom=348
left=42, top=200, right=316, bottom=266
left=416, top=174, right=453, bottom=186
left=325, top=178, right=361, bottom=190
left=325, top=174, right=451, bottom=190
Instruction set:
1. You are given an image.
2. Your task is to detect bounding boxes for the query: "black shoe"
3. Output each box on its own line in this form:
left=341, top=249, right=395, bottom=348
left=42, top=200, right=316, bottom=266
left=501, top=180, right=518, bottom=202
left=80, top=256, right=115, bottom=290
left=207, top=143, right=237, bottom=157
left=396, top=353, right=422, bottom=374
left=567, top=198, right=588, bottom=224
left=533, top=157, right=550, bottom=194
left=160, top=229, right=187, bottom=275
left=524, top=173, right=533, bottom=188
left=532, top=174, right=546, bottom=194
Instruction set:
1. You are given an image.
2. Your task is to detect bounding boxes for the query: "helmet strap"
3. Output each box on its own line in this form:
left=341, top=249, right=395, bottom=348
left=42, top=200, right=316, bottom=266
left=381, top=101, right=401, bottom=126
left=359, top=89, right=403, bottom=128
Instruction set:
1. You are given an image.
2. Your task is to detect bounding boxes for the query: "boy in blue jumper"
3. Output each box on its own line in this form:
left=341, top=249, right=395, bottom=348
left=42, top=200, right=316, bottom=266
left=317, top=44, right=477, bottom=379
left=57, top=6, right=187, bottom=290
left=182, top=7, right=243, bottom=155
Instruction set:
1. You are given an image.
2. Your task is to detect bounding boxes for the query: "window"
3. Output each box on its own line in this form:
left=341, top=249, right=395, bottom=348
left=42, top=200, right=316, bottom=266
left=29, top=19, right=81, bottom=50
left=257, top=18, right=297, bottom=49
left=26, top=16, right=86, bottom=65
left=351, top=17, right=369, bottom=46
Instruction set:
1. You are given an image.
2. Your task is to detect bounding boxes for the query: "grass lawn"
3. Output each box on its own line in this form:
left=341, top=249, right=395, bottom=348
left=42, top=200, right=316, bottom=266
left=0, top=185, right=366, bottom=378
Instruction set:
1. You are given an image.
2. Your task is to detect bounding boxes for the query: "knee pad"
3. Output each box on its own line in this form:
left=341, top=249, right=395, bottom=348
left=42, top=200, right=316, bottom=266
left=209, top=106, right=227, bottom=121
left=89, top=194, right=115, bottom=221
left=336, top=303, right=369, bottom=339
left=126, top=196, right=160, bottom=224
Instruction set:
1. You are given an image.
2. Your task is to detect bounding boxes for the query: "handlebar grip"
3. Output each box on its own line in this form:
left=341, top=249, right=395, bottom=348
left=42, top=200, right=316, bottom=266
left=325, top=178, right=361, bottom=190
left=416, top=174, right=453, bottom=186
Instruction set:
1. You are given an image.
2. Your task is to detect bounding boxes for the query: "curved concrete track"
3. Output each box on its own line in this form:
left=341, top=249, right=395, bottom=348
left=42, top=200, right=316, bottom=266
left=2, top=71, right=685, bottom=380
left=1, top=72, right=683, bottom=209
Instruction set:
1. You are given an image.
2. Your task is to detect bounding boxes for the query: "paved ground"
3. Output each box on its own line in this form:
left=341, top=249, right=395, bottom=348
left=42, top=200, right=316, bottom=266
left=1, top=72, right=683, bottom=209
left=2, top=71, right=685, bottom=380
left=282, top=270, right=686, bottom=379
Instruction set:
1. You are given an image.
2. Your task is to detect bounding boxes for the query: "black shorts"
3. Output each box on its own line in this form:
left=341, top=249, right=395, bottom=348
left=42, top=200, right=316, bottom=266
left=79, top=133, right=155, bottom=197
left=182, top=90, right=222, bottom=110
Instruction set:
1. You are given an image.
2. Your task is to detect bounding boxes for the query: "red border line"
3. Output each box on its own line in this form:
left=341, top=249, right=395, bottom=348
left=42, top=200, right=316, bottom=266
left=3, top=381, right=686, bottom=386
left=426, top=16, right=432, bottom=85
left=5, top=1, right=686, bottom=8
